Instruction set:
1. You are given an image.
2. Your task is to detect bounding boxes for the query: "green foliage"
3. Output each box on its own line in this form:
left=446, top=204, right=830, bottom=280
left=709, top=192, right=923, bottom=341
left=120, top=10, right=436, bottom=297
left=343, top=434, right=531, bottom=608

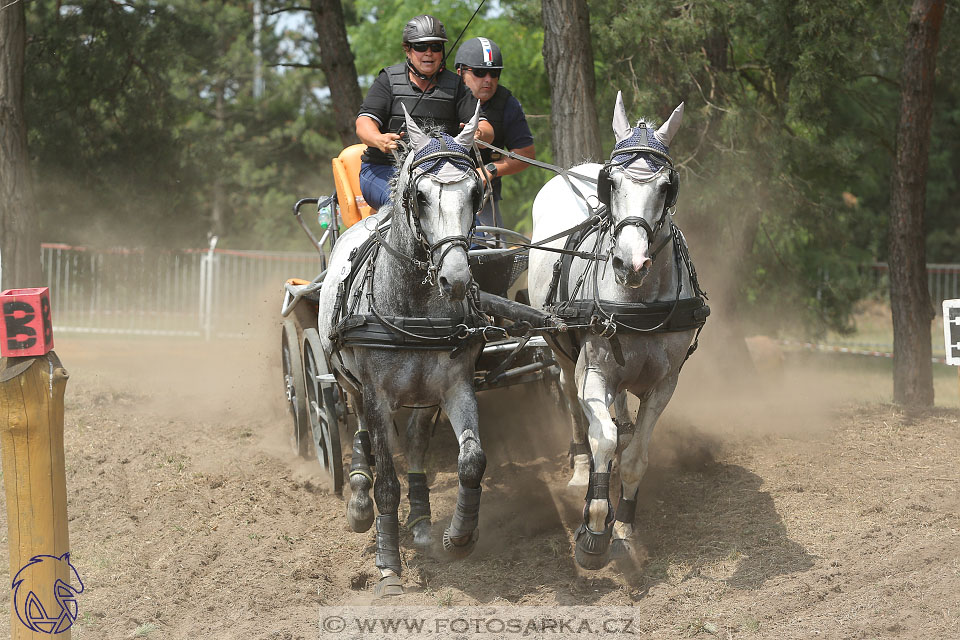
left=22, top=0, right=960, bottom=335
left=584, top=0, right=957, bottom=335
left=26, top=0, right=334, bottom=249
left=345, top=0, right=550, bottom=232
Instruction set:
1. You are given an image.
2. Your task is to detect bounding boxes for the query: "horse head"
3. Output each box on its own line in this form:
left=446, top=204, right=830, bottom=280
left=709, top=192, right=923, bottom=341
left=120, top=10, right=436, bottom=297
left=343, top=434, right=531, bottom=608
left=602, top=92, right=684, bottom=288
left=393, top=104, right=483, bottom=301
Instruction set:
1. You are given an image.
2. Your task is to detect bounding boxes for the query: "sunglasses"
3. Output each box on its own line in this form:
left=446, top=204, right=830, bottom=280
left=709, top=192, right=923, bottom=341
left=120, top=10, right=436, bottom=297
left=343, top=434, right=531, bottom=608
left=410, top=42, right=444, bottom=53
left=467, top=67, right=501, bottom=79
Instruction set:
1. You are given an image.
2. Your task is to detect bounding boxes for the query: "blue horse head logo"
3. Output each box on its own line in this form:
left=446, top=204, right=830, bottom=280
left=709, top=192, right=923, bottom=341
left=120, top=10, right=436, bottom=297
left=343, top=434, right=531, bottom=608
left=12, top=553, right=84, bottom=634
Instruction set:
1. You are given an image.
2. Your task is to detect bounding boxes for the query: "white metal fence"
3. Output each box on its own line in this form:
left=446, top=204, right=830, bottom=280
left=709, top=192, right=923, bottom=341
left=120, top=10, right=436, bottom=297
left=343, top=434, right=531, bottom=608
left=42, top=242, right=324, bottom=338
left=38, top=244, right=960, bottom=339
left=864, top=263, right=960, bottom=308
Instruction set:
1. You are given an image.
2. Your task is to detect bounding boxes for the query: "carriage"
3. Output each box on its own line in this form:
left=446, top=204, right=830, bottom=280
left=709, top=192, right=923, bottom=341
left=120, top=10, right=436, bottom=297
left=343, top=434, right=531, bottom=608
left=279, top=142, right=561, bottom=494
left=277, top=97, right=709, bottom=590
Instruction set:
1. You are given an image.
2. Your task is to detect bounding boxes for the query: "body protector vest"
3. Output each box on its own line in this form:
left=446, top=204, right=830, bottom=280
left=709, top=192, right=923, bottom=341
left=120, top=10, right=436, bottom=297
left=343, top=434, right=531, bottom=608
left=479, top=86, right=511, bottom=164
left=386, top=64, right=461, bottom=136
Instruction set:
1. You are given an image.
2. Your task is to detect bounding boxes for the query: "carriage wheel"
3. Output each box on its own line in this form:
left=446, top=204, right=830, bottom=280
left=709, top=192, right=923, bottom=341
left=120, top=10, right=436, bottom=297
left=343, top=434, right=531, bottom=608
left=302, top=328, right=344, bottom=493
left=281, top=320, right=310, bottom=458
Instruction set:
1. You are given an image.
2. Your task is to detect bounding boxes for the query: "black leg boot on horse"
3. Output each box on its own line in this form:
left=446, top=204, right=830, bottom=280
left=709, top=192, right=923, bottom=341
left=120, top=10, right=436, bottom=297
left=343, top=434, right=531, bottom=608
left=442, top=429, right=486, bottom=558
left=406, top=472, right=431, bottom=547
left=347, top=427, right=375, bottom=533
left=404, top=407, right=436, bottom=547
left=374, top=513, right=403, bottom=597
left=610, top=487, right=638, bottom=560
left=574, top=461, right=615, bottom=569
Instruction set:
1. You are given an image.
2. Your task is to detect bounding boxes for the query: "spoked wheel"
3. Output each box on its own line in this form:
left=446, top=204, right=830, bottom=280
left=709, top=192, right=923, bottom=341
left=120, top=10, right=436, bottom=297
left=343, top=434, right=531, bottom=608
left=281, top=320, right=310, bottom=458
left=302, top=328, right=344, bottom=493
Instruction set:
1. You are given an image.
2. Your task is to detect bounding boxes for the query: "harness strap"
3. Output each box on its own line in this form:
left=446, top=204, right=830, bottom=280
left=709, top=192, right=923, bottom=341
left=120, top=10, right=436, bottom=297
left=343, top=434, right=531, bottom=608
left=474, top=139, right=599, bottom=184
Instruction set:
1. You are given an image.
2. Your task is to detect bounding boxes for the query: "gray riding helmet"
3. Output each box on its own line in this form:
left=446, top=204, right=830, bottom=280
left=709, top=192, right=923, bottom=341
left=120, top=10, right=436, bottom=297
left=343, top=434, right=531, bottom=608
left=402, top=15, right=448, bottom=43
left=455, top=37, right=503, bottom=69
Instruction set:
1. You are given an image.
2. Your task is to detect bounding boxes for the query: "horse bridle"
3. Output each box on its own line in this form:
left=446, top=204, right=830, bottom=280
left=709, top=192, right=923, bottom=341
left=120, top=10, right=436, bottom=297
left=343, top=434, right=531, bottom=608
left=393, top=138, right=483, bottom=286
left=596, top=125, right=679, bottom=246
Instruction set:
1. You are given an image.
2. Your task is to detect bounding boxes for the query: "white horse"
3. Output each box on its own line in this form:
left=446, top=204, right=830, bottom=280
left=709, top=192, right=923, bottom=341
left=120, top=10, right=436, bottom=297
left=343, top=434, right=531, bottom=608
left=529, top=93, right=707, bottom=569
left=317, top=106, right=488, bottom=596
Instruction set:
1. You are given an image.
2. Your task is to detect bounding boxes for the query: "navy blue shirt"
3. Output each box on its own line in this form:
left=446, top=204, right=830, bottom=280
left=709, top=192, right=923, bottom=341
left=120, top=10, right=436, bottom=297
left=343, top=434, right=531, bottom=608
left=487, top=89, right=534, bottom=201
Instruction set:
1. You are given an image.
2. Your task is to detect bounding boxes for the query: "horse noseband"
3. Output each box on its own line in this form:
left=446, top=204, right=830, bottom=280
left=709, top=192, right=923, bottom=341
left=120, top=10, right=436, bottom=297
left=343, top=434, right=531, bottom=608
left=612, top=215, right=656, bottom=241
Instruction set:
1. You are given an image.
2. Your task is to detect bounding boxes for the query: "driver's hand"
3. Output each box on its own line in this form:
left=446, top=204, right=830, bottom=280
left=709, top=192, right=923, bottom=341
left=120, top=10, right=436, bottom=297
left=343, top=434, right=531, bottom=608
left=378, top=132, right=402, bottom=153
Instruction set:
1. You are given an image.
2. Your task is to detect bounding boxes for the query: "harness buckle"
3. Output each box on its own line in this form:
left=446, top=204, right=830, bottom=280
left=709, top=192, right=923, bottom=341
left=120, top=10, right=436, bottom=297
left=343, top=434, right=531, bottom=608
left=589, top=314, right=617, bottom=338
left=481, top=325, right=509, bottom=342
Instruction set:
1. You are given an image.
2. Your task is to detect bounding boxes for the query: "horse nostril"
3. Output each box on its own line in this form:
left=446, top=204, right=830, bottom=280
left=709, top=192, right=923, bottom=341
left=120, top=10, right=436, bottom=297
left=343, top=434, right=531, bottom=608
left=612, top=256, right=625, bottom=272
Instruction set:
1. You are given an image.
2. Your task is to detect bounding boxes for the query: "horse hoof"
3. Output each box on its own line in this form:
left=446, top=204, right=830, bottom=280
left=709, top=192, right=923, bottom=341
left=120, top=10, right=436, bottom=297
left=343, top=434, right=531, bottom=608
left=567, top=454, right=591, bottom=488
left=574, top=524, right=611, bottom=570
left=347, top=494, right=374, bottom=533
left=411, top=520, right=432, bottom=548
left=442, top=528, right=478, bottom=559
left=373, top=575, right=403, bottom=598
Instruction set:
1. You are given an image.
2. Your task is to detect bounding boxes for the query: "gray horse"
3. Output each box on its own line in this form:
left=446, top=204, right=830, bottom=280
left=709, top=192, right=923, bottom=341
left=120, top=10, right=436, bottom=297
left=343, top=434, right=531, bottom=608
left=528, top=93, right=707, bottom=569
left=317, top=106, right=488, bottom=596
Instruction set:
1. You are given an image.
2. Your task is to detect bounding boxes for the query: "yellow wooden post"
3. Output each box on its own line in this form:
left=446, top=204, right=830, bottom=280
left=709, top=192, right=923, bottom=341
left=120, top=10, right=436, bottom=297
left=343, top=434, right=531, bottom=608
left=0, top=352, right=72, bottom=638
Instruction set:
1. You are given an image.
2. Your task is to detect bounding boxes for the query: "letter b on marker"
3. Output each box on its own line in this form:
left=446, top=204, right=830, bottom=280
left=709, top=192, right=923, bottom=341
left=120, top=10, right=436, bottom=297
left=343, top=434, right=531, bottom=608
left=1, top=288, right=54, bottom=357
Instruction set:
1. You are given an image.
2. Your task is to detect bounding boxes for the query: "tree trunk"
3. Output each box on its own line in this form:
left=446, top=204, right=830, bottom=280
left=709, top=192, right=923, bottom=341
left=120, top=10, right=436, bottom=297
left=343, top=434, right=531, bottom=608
left=888, top=0, right=944, bottom=407
left=211, top=82, right=226, bottom=239
left=310, top=0, right=362, bottom=148
left=0, top=2, right=41, bottom=289
left=541, top=0, right=602, bottom=167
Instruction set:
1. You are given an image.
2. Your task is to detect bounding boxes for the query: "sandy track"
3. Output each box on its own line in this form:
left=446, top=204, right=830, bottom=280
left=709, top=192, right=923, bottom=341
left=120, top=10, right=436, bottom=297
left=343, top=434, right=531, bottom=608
left=0, top=335, right=957, bottom=639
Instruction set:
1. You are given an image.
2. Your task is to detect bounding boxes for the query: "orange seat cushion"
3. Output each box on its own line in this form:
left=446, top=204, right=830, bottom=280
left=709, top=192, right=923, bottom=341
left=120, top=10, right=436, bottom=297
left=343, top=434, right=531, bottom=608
left=333, top=144, right=375, bottom=228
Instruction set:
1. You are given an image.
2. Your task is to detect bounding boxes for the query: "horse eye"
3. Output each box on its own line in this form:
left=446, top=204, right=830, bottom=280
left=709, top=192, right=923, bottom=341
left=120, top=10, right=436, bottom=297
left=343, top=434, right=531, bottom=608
left=416, top=191, right=428, bottom=206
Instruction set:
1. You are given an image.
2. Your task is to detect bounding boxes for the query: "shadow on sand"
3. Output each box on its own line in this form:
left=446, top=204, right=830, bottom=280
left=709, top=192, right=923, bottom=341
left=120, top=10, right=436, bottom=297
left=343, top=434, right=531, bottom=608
left=353, top=386, right=814, bottom=602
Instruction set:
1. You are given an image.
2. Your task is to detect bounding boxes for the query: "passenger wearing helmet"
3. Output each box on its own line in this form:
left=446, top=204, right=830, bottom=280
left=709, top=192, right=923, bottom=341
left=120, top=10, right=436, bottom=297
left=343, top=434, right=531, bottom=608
left=455, top=37, right=536, bottom=229
left=356, top=14, right=494, bottom=211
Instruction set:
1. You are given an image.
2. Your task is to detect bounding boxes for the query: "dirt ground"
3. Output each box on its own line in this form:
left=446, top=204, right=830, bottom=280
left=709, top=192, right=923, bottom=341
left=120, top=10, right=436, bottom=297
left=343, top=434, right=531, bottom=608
left=0, top=326, right=958, bottom=639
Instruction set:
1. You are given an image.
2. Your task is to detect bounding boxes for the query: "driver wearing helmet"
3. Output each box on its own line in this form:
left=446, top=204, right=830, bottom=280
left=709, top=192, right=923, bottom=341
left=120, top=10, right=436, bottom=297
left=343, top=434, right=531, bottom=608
left=356, top=15, right=494, bottom=211
left=455, top=37, right=535, bottom=229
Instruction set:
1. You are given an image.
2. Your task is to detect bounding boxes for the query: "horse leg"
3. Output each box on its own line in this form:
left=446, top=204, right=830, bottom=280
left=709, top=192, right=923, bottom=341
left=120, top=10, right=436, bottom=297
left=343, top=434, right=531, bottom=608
left=573, top=363, right=618, bottom=570
left=611, top=376, right=679, bottom=560
left=346, top=394, right=375, bottom=533
left=559, top=358, right=591, bottom=487
left=364, top=389, right=404, bottom=597
left=612, top=391, right=634, bottom=451
left=405, top=408, right=435, bottom=548
left=440, top=381, right=486, bottom=558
